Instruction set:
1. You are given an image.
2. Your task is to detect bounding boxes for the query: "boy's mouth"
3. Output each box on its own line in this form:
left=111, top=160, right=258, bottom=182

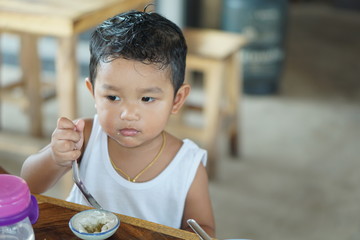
left=118, top=128, right=139, bottom=137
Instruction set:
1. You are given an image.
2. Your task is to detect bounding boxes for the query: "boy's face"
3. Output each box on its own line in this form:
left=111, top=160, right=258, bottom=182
left=86, top=58, right=189, bottom=148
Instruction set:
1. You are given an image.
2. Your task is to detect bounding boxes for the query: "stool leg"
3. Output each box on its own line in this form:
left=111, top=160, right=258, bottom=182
left=203, top=61, right=224, bottom=179
left=229, top=130, right=238, bottom=157
left=206, top=147, right=218, bottom=180
left=226, top=52, right=242, bottom=158
left=56, top=36, right=77, bottom=120
left=20, top=33, right=43, bottom=137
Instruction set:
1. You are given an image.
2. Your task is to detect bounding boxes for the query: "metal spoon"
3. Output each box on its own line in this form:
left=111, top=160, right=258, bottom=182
left=72, top=160, right=102, bottom=209
left=187, top=219, right=212, bottom=240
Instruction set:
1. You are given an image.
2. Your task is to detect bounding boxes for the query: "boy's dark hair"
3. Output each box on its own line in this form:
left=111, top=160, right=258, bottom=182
left=89, top=10, right=187, bottom=94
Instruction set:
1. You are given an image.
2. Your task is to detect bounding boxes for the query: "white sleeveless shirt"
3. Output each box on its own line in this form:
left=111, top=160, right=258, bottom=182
left=67, top=115, right=207, bottom=228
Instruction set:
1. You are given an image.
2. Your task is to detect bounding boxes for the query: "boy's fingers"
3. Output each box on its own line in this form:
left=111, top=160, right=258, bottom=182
left=65, top=150, right=82, bottom=161
left=74, top=119, right=85, bottom=150
left=53, top=139, right=77, bottom=152
left=52, top=129, right=82, bottom=143
left=75, top=119, right=85, bottom=133
left=57, top=117, right=75, bottom=130
left=52, top=117, right=84, bottom=161
left=53, top=150, right=82, bottom=165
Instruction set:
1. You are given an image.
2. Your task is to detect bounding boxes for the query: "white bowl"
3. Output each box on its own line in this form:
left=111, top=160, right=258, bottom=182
left=69, top=209, right=120, bottom=240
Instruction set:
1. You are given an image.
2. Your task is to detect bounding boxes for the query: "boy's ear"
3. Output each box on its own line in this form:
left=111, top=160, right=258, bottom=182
left=171, top=84, right=191, bottom=114
left=85, top=77, right=94, bottom=97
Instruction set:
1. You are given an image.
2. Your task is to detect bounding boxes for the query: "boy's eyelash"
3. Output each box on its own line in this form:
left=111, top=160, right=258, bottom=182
left=107, top=95, right=119, bottom=101
left=142, top=96, right=155, bottom=102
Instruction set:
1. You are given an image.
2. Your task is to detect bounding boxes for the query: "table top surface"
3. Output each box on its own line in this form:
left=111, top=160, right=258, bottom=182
left=0, top=166, right=199, bottom=240
left=0, top=0, right=151, bottom=36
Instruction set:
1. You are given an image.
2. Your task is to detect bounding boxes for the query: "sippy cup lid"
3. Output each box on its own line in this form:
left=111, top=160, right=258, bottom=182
left=0, top=174, right=39, bottom=226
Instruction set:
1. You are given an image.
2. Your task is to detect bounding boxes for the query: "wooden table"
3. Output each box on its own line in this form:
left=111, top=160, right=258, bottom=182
left=0, top=166, right=200, bottom=240
left=34, top=195, right=199, bottom=240
left=0, top=0, right=150, bottom=137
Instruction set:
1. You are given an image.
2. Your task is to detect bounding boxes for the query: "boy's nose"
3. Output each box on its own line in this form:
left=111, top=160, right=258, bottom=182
left=120, top=106, right=140, bottom=121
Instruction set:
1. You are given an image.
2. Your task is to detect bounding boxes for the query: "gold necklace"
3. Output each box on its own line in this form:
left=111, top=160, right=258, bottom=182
left=109, top=131, right=166, bottom=182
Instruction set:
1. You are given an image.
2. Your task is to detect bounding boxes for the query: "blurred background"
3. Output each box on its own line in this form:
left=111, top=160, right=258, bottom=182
left=1, top=0, right=360, bottom=240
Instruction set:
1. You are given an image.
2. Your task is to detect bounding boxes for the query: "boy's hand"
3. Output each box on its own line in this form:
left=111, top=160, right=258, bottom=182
left=51, top=117, right=85, bottom=167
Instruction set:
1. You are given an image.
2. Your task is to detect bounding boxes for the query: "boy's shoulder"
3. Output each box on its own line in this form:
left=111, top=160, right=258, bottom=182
left=166, top=132, right=207, bottom=158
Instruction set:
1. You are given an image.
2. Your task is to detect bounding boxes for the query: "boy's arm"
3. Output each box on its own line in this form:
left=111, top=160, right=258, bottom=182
left=21, top=145, right=72, bottom=193
left=21, top=118, right=88, bottom=194
left=181, top=164, right=216, bottom=237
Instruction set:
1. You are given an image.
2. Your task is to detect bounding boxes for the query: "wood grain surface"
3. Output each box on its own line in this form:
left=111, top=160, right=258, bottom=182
left=0, top=0, right=151, bottom=36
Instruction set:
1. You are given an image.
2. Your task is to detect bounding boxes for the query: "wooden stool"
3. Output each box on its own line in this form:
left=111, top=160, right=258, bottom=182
left=166, top=28, right=247, bottom=179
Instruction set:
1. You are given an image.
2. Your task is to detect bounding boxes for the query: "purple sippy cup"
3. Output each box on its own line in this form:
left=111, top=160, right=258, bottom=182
left=0, top=174, right=39, bottom=240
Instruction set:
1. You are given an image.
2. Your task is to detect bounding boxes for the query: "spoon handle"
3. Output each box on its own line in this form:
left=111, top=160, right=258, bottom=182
left=72, top=161, right=102, bottom=209
left=187, top=219, right=212, bottom=240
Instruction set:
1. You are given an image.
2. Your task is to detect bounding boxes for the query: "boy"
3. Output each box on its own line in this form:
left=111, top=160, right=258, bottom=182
left=21, top=10, right=215, bottom=236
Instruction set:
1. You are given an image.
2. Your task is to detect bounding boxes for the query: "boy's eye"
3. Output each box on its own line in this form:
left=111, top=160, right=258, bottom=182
left=141, top=96, right=155, bottom=102
left=107, top=96, right=120, bottom=101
